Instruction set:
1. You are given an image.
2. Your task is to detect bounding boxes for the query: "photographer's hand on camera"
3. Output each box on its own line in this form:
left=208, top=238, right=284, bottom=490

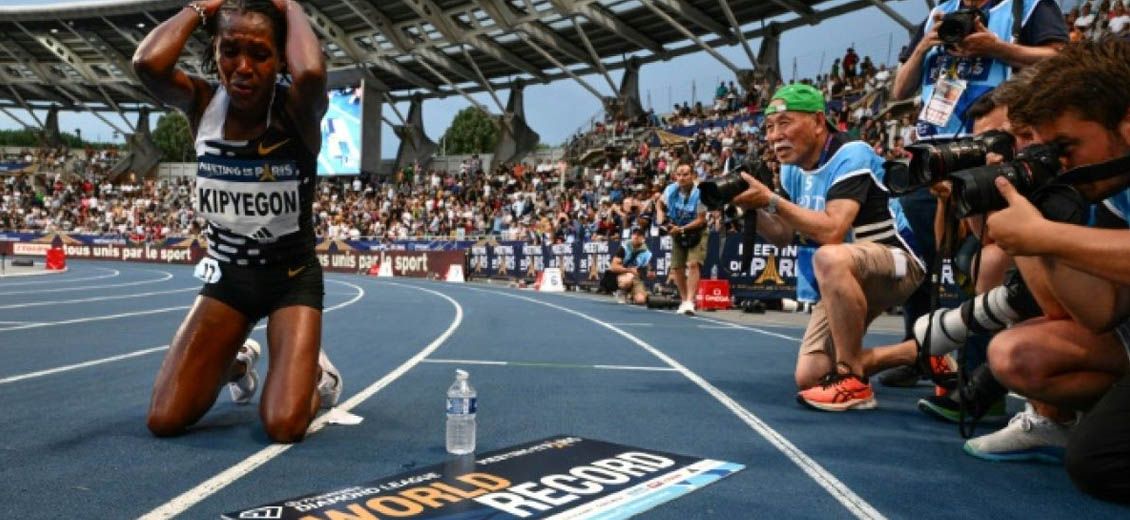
left=948, top=18, right=1002, bottom=58
left=985, top=177, right=1050, bottom=257
left=730, top=172, right=774, bottom=210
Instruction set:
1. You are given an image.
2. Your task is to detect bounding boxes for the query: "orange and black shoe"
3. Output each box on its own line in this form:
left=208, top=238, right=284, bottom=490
left=797, top=372, right=877, bottom=412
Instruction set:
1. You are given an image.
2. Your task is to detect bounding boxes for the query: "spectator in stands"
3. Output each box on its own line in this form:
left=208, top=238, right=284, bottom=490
left=656, top=158, right=706, bottom=316
left=843, top=48, right=859, bottom=79
left=134, top=0, right=342, bottom=443
left=731, top=84, right=925, bottom=411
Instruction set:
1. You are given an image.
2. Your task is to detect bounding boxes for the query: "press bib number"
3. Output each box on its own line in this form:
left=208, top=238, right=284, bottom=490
left=194, top=257, right=222, bottom=284
left=920, top=77, right=967, bottom=127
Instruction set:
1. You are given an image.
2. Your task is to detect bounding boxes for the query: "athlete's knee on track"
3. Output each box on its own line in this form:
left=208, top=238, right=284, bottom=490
left=146, top=407, right=190, bottom=437
left=261, top=407, right=313, bottom=444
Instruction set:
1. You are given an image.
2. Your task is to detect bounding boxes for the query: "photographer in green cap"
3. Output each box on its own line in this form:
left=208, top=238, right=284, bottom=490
left=732, top=83, right=927, bottom=411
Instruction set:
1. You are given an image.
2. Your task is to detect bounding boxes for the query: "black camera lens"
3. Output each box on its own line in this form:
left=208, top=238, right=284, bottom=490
left=888, top=131, right=1015, bottom=196
left=699, top=173, right=749, bottom=210
left=951, top=144, right=1062, bottom=218
left=938, top=9, right=982, bottom=45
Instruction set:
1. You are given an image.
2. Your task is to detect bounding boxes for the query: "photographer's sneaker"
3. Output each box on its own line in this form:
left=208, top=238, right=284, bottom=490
left=677, top=300, right=696, bottom=316
left=963, top=404, right=1069, bottom=463
left=615, top=291, right=628, bottom=305
left=317, top=350, right=343, bottom=409
left=228, top=339, right=261, bottom=405
left=797, top=373, right=877, bottom=411
left=918, top=393, right=1007, bottom=423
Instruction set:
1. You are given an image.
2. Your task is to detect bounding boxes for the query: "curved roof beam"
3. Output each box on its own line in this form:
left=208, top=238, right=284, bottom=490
left=548, top=0, right=665, bottom=58
left=768, top=0, right=821, bottom=25
left=652, top=0, right=737, bottom=45
left=400, top=0, right=546, bottom=81
left=17, top=22, right=134, bottom=130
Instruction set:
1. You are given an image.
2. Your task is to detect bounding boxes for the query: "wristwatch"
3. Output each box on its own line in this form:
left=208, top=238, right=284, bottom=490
left=765, top=194, right=780, bottom=214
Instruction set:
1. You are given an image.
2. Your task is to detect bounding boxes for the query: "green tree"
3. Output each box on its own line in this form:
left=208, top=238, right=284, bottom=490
left=440, top=107, right=498, bottom=155
left=152, top=111, right=194, bottom=162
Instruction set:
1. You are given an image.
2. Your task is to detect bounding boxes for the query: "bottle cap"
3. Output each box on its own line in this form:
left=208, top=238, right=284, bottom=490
left=456, top=369, right=469, bottom=379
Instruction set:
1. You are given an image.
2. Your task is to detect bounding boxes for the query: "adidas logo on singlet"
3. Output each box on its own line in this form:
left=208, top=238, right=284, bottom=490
left=250, top=227, right=276, bottom=241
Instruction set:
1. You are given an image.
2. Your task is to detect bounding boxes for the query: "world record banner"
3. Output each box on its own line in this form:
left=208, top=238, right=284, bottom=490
left=222, top=436, right=743, bottom=520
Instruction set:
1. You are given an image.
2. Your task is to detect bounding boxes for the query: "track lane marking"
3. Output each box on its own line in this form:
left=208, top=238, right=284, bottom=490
left=0, top=268, right=174, bottom=296
left=421, top=358, right=676, bottom=372
left=0, top=287, right=198, bottom=309
left=0, top=278, right=365, bottom=384
left=458, top=285, right=884, bottom=520
left=0, top=267, right=119, bottom=287
left=137, top=280, right=462, bottom=519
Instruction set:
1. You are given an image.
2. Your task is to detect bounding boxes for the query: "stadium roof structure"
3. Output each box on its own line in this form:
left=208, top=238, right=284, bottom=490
left=0, top=0, right=916, bottom=129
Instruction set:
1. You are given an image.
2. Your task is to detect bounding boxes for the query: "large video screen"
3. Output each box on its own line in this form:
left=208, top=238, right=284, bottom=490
left=317, top=87, right=362, bottom=175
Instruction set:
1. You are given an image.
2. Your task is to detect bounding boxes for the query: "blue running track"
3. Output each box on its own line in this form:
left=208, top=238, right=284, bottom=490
left=1, top=260, right=1127, bottom=519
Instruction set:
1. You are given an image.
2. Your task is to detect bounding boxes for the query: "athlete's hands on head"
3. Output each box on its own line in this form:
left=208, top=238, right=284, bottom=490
left=268, top=0, right=291, bottom=14
left=196, top=0, right=227, bottom=17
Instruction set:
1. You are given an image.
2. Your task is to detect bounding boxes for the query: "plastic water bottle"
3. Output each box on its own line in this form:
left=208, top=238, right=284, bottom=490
left=710, top=264, right=718, bottom=280
left=446, top=369, right=477, bottom=455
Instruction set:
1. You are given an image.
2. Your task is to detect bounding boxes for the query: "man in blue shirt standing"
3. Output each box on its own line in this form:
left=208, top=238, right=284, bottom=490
left=657, top=160, right=707, bottom=315
left=734, top=84, right=926, bottom=411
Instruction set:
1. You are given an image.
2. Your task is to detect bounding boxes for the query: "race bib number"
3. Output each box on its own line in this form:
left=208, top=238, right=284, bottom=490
left=194, top=257, right=222, bottom=284
left=920, top=77, right=966, bottom=127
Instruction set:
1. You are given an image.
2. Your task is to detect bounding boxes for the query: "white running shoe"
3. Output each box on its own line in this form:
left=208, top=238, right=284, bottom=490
left=317, top=349, right=343, bottom=409
left=963, top=402, right=1070, bottom=463
left=677, top=300, right=696, bottom=316
left=228, top=339, right=261, bottom=405
left=615, top=291, right=628, bottom=305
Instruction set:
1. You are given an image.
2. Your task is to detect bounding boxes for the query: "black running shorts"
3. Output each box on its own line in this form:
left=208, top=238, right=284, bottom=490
left=199, top=254, right=324, bottom=321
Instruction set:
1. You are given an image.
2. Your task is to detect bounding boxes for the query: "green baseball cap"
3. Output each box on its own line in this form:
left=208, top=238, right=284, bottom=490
left=764, top=83, right=826, bottom=116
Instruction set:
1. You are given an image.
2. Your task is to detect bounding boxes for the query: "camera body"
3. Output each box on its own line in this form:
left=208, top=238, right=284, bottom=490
left=950, top=143, right=1063, bottom=217
left=698, top=158, right=774, bottom=210
left=886, top=130, right=1016, bottom=195
left=938, top=8, right=987, bottom=45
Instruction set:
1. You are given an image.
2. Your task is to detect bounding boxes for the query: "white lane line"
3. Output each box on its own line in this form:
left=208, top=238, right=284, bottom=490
left=421, top=358, right=677, bottom=372
left=0, top=305, right=190, bottom=332
left=608, top=322, right=654, bottom=327
left=422, top=358, right=508, bottom=366
left=0, top=267, right=119, bottom=287
left=461, top=286, right=884, bottom=520
left=0, top=287, right=198, bottom=310
left=697, top=324, right=742, bottom=329
left=523, top=286, right=803, bottom=342
left=0, top=269, right=174, bottom=296
left=0, top=346, right=171, bottom=385
left=692, top=315, right=802, bottom=342
left=138, top=280, right=463, bottom=520
left=592, top=364, right=678, bottom=372
left=0, top=278, right=366, bottom=385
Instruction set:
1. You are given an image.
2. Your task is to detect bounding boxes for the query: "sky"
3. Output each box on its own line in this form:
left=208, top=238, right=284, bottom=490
left=0, top=0, right=1076, bottom=158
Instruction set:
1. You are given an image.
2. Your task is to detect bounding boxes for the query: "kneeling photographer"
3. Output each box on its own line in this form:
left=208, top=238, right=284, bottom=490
left=871, top=76, right=1089, bottom=462
left=713, top=84, right=926, bottom=412
left=602, top=227, right=653, bottom=305
left=878, top=40, right=1130, bottom=502
left=971, top=41, right=1130, bottom=503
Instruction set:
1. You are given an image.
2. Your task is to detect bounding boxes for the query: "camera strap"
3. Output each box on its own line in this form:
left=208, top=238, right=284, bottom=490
left=1011, top=0, right=1023, bottom=42
left=1056, top=153, right=1130, bottom=191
